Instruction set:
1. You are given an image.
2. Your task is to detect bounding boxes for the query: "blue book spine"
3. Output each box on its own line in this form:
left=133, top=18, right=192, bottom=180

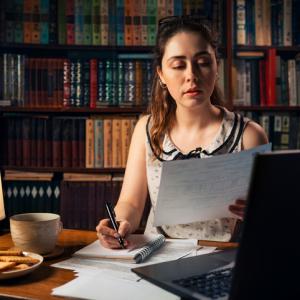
left=97, top=60, right=106, bottom=105
left=116, top=0, right=124, bottom=46
left=292, top=0, right=300, bottom=45
left=117, top=60, right=124, bottom=105
left=75, top=0, right=84, bottom=45
left=108, top=0, right=116, bottom=45
left=94, top=119, right=104, bottom=168
left=14, top=0, right=24, bottom=43
left=174, top=0, right=183, bottom=16
left=246, top=0, right=255, bottom=45
left=40, top=0, right=49, bottom=44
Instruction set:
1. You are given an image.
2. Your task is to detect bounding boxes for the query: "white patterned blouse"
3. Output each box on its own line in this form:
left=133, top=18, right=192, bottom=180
left=144, top=107, right=250, bottom=241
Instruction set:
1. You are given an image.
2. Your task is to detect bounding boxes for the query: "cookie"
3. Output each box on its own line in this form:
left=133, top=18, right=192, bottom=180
left=0, top=261, right=16, bottom=272
left=0, top=250, right=23, bottom=256
left=10, top=263, right=30, bottom=271
left=0, top=256, right=40, bottom=264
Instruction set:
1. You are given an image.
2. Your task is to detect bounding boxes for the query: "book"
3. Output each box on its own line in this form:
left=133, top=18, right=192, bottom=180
left=73, top=234, right=166, bottom=263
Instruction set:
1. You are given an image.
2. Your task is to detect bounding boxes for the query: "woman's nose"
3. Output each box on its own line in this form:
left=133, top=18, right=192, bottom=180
left=185, top=64, right=200, bottom=82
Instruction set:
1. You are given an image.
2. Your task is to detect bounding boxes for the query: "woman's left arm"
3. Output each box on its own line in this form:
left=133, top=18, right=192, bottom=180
left=229, top=121, right=269, bottom=219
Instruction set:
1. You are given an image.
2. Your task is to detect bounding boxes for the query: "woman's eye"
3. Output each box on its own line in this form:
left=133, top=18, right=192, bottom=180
left=197, top=60, right=211, bottom=66
left=172, top=64, right=184, bottom=69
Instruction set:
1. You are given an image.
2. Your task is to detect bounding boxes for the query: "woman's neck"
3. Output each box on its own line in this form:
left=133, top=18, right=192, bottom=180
left=174, top=102, right=221, bottom=130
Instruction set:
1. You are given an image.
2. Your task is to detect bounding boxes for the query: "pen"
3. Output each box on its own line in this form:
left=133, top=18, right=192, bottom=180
left=105, top=202, right=126, bottom=249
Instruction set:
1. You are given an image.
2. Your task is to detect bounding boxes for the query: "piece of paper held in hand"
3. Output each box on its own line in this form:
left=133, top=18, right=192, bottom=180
left=154, top=143, right=272, bottom=226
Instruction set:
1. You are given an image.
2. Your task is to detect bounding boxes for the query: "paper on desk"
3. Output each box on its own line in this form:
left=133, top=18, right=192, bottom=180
left=51, top=238, right=216, bottom=300
left=52, top=269, right=180, bottom=300
left=154, top=143, right=272, bottom=226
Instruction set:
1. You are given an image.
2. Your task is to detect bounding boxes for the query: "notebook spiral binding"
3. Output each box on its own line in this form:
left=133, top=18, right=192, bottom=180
left=133, top=235, right=166, bottom=263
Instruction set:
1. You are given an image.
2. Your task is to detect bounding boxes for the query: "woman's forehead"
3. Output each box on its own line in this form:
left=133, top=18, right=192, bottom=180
left=162, top=31, right=214, bottom=59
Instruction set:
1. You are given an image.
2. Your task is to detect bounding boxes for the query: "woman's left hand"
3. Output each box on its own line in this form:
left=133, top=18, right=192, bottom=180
left=229, top=199, right=246, bottom=220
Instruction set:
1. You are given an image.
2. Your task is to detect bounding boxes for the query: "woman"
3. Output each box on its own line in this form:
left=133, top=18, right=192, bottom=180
left=97, top=16, right=268, bottom=248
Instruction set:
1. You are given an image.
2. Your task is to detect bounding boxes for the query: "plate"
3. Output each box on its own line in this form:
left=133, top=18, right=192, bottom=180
left=43, top=246, right=64, bottom=260
left=0, top=252, right=43, bottom=280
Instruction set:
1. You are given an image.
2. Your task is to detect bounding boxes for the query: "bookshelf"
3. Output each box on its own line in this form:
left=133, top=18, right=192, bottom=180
left=0, top=0, right=299, bottom=231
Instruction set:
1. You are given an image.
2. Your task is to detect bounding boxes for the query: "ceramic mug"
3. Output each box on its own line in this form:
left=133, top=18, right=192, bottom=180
left=10, top=213, right=63, bottom=255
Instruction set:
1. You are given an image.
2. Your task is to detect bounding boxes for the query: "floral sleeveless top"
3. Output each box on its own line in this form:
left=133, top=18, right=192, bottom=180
left=144, top=107, right=250, bottom=241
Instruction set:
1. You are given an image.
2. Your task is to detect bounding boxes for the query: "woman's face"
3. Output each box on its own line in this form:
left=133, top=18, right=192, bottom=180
left=157, top=31, right=218, bottom=109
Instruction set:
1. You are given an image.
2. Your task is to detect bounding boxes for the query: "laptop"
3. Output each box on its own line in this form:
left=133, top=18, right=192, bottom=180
left=132, top=150, right=300, bottom=299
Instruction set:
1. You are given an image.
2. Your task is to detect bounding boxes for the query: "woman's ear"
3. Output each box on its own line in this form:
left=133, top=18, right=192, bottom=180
left=156, top=66, right=166, bottom=85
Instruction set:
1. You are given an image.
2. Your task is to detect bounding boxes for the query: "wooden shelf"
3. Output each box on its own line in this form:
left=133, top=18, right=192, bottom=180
left=235, top=45, right=300, bottom=52
left=0, top=166, right=125, bottom=173
left=234, top=105, right=300, bottom=111
left=0, top=43, right=154, bottom=53
left=0, top=106, right=147, bottom=114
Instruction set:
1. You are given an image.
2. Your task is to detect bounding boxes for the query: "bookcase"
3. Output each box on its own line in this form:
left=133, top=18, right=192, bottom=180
left=0, top=0, right=299, bottom=231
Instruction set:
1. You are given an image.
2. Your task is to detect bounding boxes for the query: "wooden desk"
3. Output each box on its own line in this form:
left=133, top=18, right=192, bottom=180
left=0, top=229, right=238, bottom=300
left=0, top=229, right=98, bottom=300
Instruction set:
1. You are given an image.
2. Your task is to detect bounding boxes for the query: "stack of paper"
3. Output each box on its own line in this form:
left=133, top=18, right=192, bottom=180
left=52, top=238, right=216, bottom=300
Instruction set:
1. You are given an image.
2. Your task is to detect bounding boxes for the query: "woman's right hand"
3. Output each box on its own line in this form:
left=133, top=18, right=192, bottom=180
left=96, top=218, right=131, bottom=249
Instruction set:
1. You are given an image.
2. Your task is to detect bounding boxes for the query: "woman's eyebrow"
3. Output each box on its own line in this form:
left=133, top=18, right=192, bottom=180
left=167, top=51, right=212, bottom=62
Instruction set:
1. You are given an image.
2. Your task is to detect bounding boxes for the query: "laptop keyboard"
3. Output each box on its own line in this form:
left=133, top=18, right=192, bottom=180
left=172, top=267, right=233, bottom=299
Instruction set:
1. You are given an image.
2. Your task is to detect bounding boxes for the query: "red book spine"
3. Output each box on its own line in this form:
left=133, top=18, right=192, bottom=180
left=7, top=118, right=16, bottom=166
left=66, top=0, right=75, bottom=45
left=63, top=59, right=71, bottom=107
left=30, top=118, right=37, bottom=167
left=44, top=118, right=52, bottom=167
left=90, top=58, right=97, bottom=108
left=15, top=118, right=23, bottom=166
left=22, top=117, right=31, bottom=167
left=265, top=48, right=276, bottom=106
left=36, top=118, right=45, bottom=167
left=52, top=118, right=62, bottom=168
left=78, top=118, right=86, bottom=168
left=71, top=118, right=79, bottom=168
left=62, top=119, right=72, bottom=168
left=58, top=58, right=64, bottom=107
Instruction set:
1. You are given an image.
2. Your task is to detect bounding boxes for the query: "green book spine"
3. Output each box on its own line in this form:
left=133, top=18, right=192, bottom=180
left=147, top=0, right=157, bottom=46
left=83, top=0, right=92, bottom=45
left=58, top=0, right=66, bottom=44
left=92, top=0, right=101, bottom=45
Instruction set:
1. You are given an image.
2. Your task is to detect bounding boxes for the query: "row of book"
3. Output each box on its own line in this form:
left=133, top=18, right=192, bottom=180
left=235, top=0, right=300, bottom=46
left=1, top=0, right=225, bottom=46
left=2, top=171, right=150, bottom=231
left=233, top=50, right=300, bottom=106
left=242, top=111, right=300, bottom=150
left=2, top=115, right=138, bottom=169
left=0, top=53, right=153, bottom=108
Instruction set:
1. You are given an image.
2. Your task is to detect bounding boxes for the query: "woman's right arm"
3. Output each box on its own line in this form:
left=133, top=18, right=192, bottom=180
left=96, top=115, right=149, bottom=248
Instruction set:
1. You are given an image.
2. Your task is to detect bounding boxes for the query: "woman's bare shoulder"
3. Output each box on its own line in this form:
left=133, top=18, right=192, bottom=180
left=242, top=121, right=269, bottom=150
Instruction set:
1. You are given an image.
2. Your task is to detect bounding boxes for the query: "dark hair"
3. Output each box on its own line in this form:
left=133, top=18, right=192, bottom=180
left=148, top=16, right=224, bottom=159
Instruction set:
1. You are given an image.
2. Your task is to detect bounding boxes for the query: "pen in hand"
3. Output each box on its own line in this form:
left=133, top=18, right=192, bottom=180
left=105, top=202, right=126, bottom=249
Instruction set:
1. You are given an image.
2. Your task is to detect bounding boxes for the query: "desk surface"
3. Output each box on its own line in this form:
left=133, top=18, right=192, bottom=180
left=0, top=229, right=98, bottom=300
left=0, top=229, right=238, bottom=300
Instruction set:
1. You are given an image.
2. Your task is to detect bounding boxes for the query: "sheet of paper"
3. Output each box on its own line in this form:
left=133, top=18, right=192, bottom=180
left=52, top=270, right=180, bottom=300
left=51, top=239, right=216, bottom=300
left=154, top=143, right=272, bottom=226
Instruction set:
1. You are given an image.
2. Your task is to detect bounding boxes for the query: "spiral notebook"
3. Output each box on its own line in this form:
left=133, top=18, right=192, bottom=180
left=73, top=234, right=166, bottom=263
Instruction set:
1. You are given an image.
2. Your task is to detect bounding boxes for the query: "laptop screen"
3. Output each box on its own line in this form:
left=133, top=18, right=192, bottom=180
left=229, top=150, right=300, bottom=299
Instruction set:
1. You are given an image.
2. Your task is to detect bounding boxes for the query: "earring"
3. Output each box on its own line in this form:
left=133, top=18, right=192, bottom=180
left=216, top=73, right=219, bottom=80
left=158, top=78, right=167, bottom=89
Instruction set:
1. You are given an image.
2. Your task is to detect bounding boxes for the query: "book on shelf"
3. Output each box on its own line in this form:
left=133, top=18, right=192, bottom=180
left=4, top=170, right=54, bottom=181
left=73, top=234, right=166, bottom=263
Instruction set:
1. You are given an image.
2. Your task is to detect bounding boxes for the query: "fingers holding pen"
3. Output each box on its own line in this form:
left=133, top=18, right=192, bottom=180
left=96, top=219, right=129, bottom=249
